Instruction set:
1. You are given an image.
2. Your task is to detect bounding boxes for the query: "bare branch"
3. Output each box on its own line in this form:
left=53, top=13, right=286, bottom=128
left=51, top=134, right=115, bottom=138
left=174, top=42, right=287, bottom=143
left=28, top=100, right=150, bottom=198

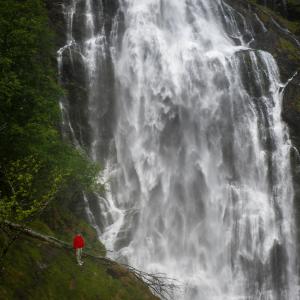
left=122, top=263, right=179, bottom=300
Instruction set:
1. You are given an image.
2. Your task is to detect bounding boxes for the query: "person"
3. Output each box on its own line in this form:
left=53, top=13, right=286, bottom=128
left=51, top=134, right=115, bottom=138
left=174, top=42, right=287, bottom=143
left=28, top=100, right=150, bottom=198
left=73, top=232, right=85, bottom=266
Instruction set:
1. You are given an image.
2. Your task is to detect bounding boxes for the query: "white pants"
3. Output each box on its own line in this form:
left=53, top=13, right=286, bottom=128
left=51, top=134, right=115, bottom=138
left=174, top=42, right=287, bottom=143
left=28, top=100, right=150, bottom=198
left=76, top=248, right=83, bottom=265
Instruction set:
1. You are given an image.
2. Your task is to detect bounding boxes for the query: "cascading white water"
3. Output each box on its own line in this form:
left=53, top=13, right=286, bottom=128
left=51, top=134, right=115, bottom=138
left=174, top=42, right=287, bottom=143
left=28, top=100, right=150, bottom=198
left=58, top=0, right=299, bottom=299
left=102, top=1, right=298, bottom=299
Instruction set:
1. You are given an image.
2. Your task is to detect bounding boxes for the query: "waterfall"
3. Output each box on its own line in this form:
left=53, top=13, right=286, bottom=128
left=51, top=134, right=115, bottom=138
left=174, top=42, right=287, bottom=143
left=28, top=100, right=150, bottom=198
left=58, top=0, right=299, bottom=299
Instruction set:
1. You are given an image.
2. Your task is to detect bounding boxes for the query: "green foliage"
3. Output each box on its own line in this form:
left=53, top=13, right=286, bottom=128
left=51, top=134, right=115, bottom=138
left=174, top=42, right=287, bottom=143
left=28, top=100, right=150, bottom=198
left=0, top=0, right=101, bottom=224
left=0, top=156, right=63, bottom=222
left=0, top=0, right=61, bottom=159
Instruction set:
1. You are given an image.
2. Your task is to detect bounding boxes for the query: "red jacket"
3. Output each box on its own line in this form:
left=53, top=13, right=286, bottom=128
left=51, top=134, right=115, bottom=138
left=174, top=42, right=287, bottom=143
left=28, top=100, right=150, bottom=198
left=73, top=234, right=85, bottom=249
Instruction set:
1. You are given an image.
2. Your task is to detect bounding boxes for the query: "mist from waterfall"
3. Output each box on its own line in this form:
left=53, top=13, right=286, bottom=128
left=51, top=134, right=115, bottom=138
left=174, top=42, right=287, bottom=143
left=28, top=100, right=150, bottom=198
left=58, top=0, right=299, bottom=299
